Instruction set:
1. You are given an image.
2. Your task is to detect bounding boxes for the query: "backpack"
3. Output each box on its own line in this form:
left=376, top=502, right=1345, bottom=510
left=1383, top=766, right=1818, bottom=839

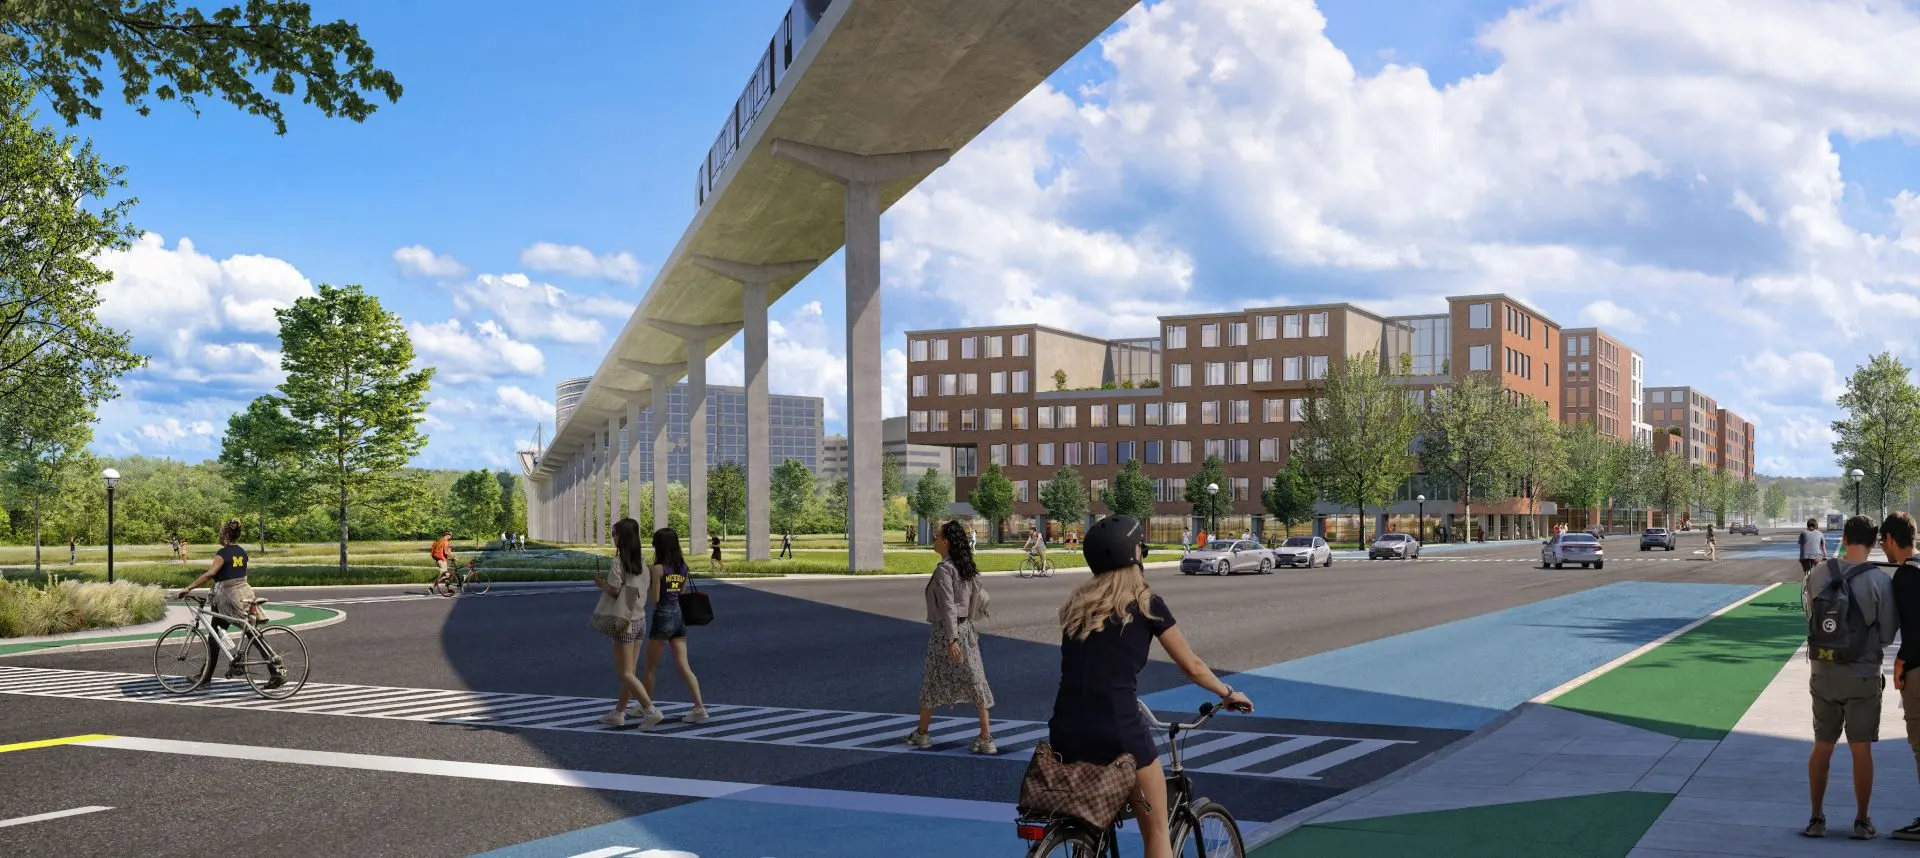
left=1808, top=559, right=1871, bottom=664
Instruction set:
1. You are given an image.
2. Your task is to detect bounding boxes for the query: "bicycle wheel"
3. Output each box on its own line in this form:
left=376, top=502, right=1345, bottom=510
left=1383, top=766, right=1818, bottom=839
left=1028, top=827, right=1101, bottom=858
left=1042, top=558, right=1055, bottom=578
left=462, top=569, right=490, bottom=596
left=1019, top=557, right=1035, bottom=579
left=240, top=625, right=310, bottom=700
left=1172, top=800, right=1245, bottom=858
left=153, top=624, right=214, bottom=694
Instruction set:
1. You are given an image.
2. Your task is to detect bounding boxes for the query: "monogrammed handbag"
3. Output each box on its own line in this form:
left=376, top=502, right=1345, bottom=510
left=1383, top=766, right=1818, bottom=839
left=1017, top=741, right=1138, bottom=828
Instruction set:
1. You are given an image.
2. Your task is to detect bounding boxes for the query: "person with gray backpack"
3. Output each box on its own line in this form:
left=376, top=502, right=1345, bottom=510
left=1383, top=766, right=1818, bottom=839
left=1801, top=515, right=1897, bottom=840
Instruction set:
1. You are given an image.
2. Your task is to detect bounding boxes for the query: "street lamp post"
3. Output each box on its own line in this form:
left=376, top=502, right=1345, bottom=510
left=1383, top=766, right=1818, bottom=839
left=102, top=468, right=119, bottom=584
left=1851, top=468, right=1865, bottom=517
left=1206, top=482, right=1220, bottom=540
left=1417, top=494, right=1426, bottom=545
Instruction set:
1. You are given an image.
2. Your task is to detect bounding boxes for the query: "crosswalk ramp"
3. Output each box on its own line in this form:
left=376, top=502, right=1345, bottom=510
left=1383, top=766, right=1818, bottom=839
left=0, top=665, right=1409, bottom=782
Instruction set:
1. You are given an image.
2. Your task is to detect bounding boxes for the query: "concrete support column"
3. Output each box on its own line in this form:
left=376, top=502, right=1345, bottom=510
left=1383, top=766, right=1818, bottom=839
left=691, top=255, right=818, bottom=562
left=644, top=324, right=734, bottom=558
left=606, top=418, right=620, bottom=539
left=620, top=360, right=689, bottom=539
left=588, top=441, right=601, bottom=547
left=627, top=399, right=643, bottom=526
left=772, top=138, right=950, bottom=572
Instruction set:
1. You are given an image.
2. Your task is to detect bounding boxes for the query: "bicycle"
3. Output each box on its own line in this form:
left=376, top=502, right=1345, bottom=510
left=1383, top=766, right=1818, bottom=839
left=431, top=558, right=491, bottom=597
left=1019, top=552, right=1056, bottom=579
left=154, top=594, right=310, bottom=700
left=1017, top=701, right=1246, bottom=857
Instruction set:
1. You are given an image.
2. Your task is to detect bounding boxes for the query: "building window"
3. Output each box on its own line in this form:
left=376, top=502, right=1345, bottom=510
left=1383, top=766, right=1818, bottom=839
left=1089, top=404, right=1107, bottom=428
left=1290, top=398, right=1306, bottom=422
left=1205, top=439, right=1226, bottom=460
left=1260, top=438, right=1281, bottom=462
left=1253, top=358, right=1272, bottom=383
left=1308, top=356, right=1328, bottom=380
left=1015, top=480, right=1029, bottom=504
left=1146, top=403, right=1163, bottom=426
left=1058, top=406, right=1078, bottom=429
left=1468, top=303, right=1491, bottom=329
left=1013, top=443, right=1029, bottom=467
left=910, top=411, right=929, bottom=432
left=1205, top=362, right=1227, bottom=386
left=939, top=374, right=957, bottom=396
left=1118, top=441, right=1136, bottom=462
left=1091, top=478, right=1108, bottom=499
left=1257, top=315, right=1277, bottom=340
left=960, top=336, right=977, bottom=360
left=960, top=409, right=976, bottom=431
left=990, top=371, right=1006, bottom=395
left=910, top=340, right=928, bottom=362
left=1171, top=440, right=1192, bottom=464
left=1012, top=334, right=1030, bottom=357
left=961, top=373, right=978, bottom=396
left=986, top=335, right=1003, bottom=359
left=1088, top=443, right=1107, bottom=466
left=934, top=339, right=950, bottom=360
left=1264, top=399, right=1285, bottom=423
left=1012, top=371, right=1029, bottom=394
left=1064, top=442, right=1082, bottom=466
left=1167, top=402, right=1188, bottom=425
left=1038, top=407, right=1054, bottom=430
left=912, top=375, right=927, bottom=397
left=1231, top=400, right=1251, bottom=424
left=1038, top=443, right=1054, bottom=467
left=1283, top=356, right=1302, bottom=381
left=1166, top=325, right=1188, bottom=349
left=1566, top=338, right=1577, bottom=357
left=1172, top=364, right=1192, bottom=387
left=1229, top=322, right=1248, bottom=346
left=1232, top=361, right=1249, bottom=385
left=955, top=446, right=977, bottom=477
left=1201, top=324, right=1220, bottom=348
left=1469, top=345, right=1491, bottom=372
left=1201, top=401, right=1220, bottom=425
left=987, top=408, right=1003, bottom=431
left=1144, top=440, right=1163, bottom=464
left=1580, top=336, right=1592, bottom=357
left=1118, top=403, right=1135, bottom=427
left=931, top=411, right=949, bottom=432
left=1308, top=312, right=1328, bottom=337
left=1233, top=477, right=1250, bottom=501
left=1284, top=314, right=1302, bottom=338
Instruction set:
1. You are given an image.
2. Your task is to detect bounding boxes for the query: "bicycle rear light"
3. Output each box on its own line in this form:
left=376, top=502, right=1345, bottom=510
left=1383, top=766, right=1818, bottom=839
left=1016, top=823, right=1048, bottom=841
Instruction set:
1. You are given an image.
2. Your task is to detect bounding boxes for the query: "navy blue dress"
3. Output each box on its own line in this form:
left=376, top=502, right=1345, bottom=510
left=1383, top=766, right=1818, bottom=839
left=1047, top=595, right=1177, bottom=768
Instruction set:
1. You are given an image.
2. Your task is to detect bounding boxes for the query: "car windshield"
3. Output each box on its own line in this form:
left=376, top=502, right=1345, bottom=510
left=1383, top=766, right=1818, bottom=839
left=1644, top=529, right=1666, bottom=535
left=1283, top=537, right=1314, bottom=547
left=1562, top=534, right=1598, bottom=543
left=1375, top=535, right=1403, bottom=542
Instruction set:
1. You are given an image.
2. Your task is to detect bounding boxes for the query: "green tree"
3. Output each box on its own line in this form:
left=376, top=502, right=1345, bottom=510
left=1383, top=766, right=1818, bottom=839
left=968, top=463, right=1015, bottom=543
left=1183, top=454, right=1231, bottom=534
left=1295, top=350, right=1418, bottom=546
left=0, top=71, right=145, bottom=447
left=1100, top=458, right=1156, bottom=521
left=1833, top=352, right=1920, bottom=519
left=1736, top=477, right=1760, bottom=524
left=1039, top=466, right=1087, bottom=532
left=1764, top=481, right=1788, bottom=523
left=1551, top=421, right=1620, bottom=515
left=1417, top=374, right=1511, bottom=542
left=1705, top=469, right=1736, bottom=526
left=273, top=283, right=433, bottom=570
left=2, top=1, right=402, bottom=134
left=908, top=468, right=951, bottom=532
left=1509, top=400, right=1565, bottom=536
left=218, top=395, right=302, bottom=551
left=707, top=461, right=746, bottom=538
left=493, top=470, right=525, bottom=536
left=769, top=459, right=814, bottom=534
left=1261, top=461, right=1315, bottom=538
left=824, top=475, right=849, bottom=532
left=447, top=470, right=502, bottom=544
left=881, top=454, right=903, bottom=500
left=1651, top=451, right=1694, bottom=527
left=1052, top=368, right=1068, bottom=391
left=3, top=422, right=88, bottom=571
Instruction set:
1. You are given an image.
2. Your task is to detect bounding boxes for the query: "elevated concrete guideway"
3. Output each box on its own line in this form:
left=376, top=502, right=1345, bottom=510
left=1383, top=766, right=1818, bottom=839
left=526, top=0, right=1138, bottom=567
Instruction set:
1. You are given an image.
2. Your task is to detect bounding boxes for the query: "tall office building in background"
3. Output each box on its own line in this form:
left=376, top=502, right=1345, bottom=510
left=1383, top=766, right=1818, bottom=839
left=554, top=379, right=824, bottom=484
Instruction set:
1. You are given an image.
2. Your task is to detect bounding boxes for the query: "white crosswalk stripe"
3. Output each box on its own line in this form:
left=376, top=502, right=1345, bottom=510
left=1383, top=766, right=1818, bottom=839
left=279, top=586, right=590, bottom=605
left=0, top=665, right=1411, bottom=781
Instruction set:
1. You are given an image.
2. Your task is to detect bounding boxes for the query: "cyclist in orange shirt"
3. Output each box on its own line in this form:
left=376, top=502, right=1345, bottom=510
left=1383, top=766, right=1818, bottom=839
left=430, top=531, right=455, bottom=590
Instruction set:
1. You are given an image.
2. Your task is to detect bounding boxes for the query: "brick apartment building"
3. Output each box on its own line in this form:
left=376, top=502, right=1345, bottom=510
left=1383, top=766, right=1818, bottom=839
left=904, top=294, right=1567, bottom=542
left=1559, top=328, right=1647, bottom=444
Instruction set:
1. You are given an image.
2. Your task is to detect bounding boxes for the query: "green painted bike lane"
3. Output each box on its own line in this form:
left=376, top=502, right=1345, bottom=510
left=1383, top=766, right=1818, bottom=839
left=1253, top=584, right=1808, bottom=858
left=0, top=602, right=343, bottom=657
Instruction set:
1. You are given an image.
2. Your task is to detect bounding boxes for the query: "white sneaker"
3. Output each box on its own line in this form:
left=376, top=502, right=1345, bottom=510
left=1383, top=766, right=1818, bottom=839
left=598, top=710, right=626, bottom=727
left=683, top=707, right=710, bottom=725
left=639, top=707, right=666, bottom=730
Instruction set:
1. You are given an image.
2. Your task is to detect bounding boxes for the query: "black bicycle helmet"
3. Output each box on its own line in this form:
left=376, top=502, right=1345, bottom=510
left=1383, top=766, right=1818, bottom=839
left=1083, top=514, right=1148, bottom=574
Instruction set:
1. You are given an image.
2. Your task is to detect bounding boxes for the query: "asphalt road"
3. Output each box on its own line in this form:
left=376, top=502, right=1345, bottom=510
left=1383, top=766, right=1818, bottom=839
left=0, top=530, right=1798, bottom=857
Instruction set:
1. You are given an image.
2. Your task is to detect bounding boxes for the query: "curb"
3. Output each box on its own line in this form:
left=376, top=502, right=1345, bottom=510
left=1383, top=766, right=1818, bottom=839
left=0, top=604, right=346, bottom=659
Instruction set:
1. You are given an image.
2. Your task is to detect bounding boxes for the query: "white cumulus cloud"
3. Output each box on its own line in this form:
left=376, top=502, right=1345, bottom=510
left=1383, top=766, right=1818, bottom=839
left=519, top=242, right=647, bottom=285
left=496, top=385, right=555, bottom=422
left=96, top=233, right=311, bottom=383
left=408, top=319, right=546, bottom=382
left=1577, top=299, right=1646, bottom=334
left=454, top=273, right=633, bottom=344
left=393, top=245, right=468, bottom=278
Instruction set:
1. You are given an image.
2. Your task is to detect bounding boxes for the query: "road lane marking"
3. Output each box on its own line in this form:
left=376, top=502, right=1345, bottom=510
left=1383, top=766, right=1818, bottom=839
left=0, top=734, right=117, bottom=753
left=0, top=665, right=1409, bottom=781
left=0, top=805, right=113, bottom=828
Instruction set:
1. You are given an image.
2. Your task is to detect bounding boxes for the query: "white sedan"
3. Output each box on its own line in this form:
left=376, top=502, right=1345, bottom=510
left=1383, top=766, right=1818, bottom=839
left=1542, top=532, right=1605, bottom=569
left=1271, top=535, right=1333, bottom=568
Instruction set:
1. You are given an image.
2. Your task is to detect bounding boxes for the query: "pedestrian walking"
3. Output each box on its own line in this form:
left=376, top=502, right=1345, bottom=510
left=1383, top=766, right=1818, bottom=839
left=67, top=537, right=75, bottom=566
left=1801, top=518, right=1829, bottom=574
left=176, top=519, right=281, bottom=687
left=708, top=533, right=725, bottom=573
left=592, top=518, right=664, bottom=729
left=905, top=519, right=996, bottom=755
left=1706, top=524, right=1717, bottom=561
left=779, top=531, right=793, bottom=560
left=1883, top=511, right=1920, bottom=841
left=1041, top=514, right=1253, bottom=858
left=644, top=527, right=709, bottom=724
left=1802, top=515, right=1896, bottom=840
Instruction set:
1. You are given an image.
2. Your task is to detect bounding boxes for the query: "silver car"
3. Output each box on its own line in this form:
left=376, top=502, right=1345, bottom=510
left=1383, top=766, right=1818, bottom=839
left=1542, top=532, right=1605, bottom=569
left=1368, top=533, right=1421, bottom=560
left=1271, top=535, right=1333, bottom=568
left=1179, top=540, right=1273, bottom=576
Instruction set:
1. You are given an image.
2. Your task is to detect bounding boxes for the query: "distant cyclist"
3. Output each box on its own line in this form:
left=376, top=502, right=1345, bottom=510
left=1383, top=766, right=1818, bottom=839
left=1024, top=527, right=1048, bottom=567
left=430, top=530, right=456, bottom=590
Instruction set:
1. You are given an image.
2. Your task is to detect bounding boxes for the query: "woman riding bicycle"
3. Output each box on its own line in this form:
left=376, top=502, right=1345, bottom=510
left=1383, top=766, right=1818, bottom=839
left=1025, top=527, right=1048, bottom=565
left=1049, top=514, right=1253, bottom=858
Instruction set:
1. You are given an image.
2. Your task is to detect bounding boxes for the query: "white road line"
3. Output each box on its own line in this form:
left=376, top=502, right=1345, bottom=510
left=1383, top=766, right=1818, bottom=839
left=720, top=710, right=875, bottom=741
left=1195, top=736, right=1329, bottom=775
left=0, top=805, right=113, bottom=828
left=1271, top=738, right=1414, bottom=780
left=786, top=714, right=917, bottom=744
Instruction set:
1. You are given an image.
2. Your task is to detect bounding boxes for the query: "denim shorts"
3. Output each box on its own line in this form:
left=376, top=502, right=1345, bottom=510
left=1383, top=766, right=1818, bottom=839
left=650, top=602, right=687, bottom=640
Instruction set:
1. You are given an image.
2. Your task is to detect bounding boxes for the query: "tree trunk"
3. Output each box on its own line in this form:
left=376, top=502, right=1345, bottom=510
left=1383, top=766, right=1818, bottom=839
left=338, top=483, right=349, bottom=572
left=32, top=494, right=41, bottom=575
left=1465, top=502, right=1474, bottom=542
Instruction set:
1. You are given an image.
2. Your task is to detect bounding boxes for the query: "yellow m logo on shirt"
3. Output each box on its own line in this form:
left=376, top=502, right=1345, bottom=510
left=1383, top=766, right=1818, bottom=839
left=232, top=556, right=245, bottom=568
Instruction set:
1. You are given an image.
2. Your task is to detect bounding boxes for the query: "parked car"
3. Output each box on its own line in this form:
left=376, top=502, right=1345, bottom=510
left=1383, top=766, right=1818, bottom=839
left=1733, top=523, right=1758, bottom=535
left=1271, top=535, right=1333, bottom=568
left=1542, top=532, right=1605, bottom=569
left=1180, top=539, right=1272, bottom=576
left=1639, top=528, right=1676, bottom=551
left=1368, top=533, right=1421, bottom=560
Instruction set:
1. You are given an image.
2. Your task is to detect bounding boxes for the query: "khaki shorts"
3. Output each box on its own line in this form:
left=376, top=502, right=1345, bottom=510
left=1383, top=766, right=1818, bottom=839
left=1811, top=672, right=1883, bottom=743
left=212, top=579, right=262, bottom=625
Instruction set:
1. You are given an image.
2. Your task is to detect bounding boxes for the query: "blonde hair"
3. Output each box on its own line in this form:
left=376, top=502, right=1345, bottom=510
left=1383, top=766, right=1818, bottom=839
left=1059, top=564, right=1159, bottom=641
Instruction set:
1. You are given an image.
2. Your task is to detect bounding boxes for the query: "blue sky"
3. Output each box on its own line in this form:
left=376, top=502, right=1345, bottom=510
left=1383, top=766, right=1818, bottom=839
left=79, top=0, right=1920, bottom=477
